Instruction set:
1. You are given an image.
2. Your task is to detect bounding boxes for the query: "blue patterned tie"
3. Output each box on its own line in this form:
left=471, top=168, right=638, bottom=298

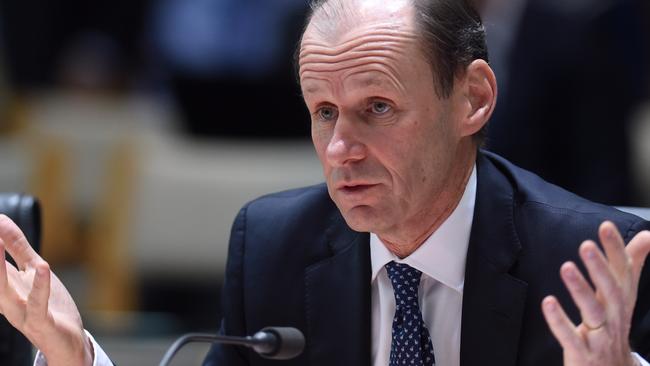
left=385, top=261, right=435, bottom=366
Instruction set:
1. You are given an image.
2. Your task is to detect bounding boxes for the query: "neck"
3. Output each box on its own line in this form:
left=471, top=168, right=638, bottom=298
left=379, top=147, right=476, bottom=258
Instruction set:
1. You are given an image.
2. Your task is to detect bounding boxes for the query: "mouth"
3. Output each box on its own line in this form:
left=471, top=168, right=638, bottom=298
left=337, top=183, right=379, bottom=195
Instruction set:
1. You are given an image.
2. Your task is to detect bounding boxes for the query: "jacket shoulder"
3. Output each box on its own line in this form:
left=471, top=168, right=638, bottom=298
left=482, top=150, right=646, bottom=239
left=231, top=183, right=339, bottom=266
left=242, top=183, right=335, bottom=223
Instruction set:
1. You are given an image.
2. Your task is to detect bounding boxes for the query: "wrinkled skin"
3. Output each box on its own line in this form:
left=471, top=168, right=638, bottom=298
left=299, top=2, right=491, bottom=255
left=542, top=221, right=650, bottom=366
left=0, top=215, right=92, bottom=366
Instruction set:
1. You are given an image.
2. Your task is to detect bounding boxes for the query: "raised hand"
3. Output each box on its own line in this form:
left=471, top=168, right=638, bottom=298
left=0, top=214, right=93, bottom=366
left=542, top=221, right=650, bottom=366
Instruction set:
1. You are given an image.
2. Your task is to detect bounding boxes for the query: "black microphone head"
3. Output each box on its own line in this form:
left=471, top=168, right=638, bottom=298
left=254, top=327, right=305, bottom=360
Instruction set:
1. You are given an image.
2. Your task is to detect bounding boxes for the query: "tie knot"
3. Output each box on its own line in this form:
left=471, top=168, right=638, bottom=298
left=385, top=261, right=422, bottom=307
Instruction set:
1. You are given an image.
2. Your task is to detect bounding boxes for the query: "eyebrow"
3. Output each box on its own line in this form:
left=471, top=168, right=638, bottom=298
left=300, top=76, right=333, bottom=95
left=302, top=84, right=322, bottom=95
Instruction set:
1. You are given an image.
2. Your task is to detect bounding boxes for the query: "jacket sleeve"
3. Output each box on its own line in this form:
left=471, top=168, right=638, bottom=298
left=203, top=205, right=251, bottom=366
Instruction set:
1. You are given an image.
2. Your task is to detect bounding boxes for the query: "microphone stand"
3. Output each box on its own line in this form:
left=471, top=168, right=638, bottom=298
left=158, top=327, right=304, bottom=366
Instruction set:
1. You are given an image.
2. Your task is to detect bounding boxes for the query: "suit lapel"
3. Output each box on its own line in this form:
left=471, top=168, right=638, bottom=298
left=304, top=210, right=371, bottom=366
left=460, top=152, right=528, bottom=366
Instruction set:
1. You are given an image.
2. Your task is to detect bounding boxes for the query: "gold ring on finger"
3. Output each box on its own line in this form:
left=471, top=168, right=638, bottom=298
left=584, top=320, right=605, bottom=331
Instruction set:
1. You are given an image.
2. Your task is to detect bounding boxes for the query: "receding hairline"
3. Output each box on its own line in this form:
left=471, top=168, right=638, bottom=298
left=304, top=0, right=416, bottom=45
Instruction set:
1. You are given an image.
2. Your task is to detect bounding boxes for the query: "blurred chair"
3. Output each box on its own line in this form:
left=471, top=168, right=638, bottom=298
left=0, top=193, right=41, bottom=366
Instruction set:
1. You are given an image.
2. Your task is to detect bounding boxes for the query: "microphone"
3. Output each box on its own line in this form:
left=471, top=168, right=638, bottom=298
left=158, top=327, right=305, bottom=366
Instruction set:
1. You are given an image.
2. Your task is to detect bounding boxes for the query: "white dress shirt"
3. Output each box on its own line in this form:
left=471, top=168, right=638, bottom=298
left=371, top=165, right=476, bottom=366
left=33, top=330, right=111, bottom=366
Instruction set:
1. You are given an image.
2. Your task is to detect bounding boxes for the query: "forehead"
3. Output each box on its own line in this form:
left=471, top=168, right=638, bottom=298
left=302, top=24, right=419, bottom=83
left=298, top=5, right=427, bottom=97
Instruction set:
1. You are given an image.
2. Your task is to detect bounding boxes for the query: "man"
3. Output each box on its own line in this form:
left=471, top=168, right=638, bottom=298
left=0, top=0, right=649, bottom=365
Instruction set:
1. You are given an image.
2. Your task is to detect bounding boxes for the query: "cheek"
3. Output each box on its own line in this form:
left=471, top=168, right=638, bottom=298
left=311, top=124, right=328, bottom=151
left=393, top=140, right=439, bottom=191
left=311, top=128, right=332, bottom=169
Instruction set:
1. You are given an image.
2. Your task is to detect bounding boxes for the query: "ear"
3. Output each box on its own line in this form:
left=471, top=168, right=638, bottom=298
left=457, top=59, right=497, bottom=137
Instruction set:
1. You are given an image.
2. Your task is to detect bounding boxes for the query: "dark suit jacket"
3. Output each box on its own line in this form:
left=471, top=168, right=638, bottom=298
left=204, top=151, right=650, bottom=365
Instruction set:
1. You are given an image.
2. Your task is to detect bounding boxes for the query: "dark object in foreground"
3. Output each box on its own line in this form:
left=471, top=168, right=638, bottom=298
left=159, top=327, right=305, bottom=366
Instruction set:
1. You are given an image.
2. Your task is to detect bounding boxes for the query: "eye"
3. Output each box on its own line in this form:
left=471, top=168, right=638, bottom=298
left=316, top=106, right=338, bottom=121
left=370, top=101, right=392, bottom=115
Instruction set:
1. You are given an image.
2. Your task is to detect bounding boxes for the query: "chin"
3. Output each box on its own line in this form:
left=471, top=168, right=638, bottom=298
left=339, top=205, right=387, bottom=233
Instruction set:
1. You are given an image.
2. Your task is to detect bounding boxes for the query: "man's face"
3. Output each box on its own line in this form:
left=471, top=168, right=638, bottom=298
left=299, top=5, right=466, bottom=237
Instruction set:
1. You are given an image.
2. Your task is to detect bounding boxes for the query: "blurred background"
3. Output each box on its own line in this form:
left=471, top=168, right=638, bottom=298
left=0, top=0, right=648, bottom=364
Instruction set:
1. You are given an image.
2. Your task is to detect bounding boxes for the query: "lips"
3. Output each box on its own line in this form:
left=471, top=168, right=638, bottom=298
left=335, top=179, right=376, bottom=189
left=339, top=184, right=376, bottom=192
left=336, top=183, right=379, bottom=200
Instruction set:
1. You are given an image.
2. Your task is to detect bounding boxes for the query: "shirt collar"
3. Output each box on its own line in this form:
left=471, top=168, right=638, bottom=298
left=370, top=164, right=477, bottom=293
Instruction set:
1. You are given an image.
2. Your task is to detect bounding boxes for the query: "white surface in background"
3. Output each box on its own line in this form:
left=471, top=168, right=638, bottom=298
left=22, top=90, right=324, bottom=280
left=24, top=91, right=175, bottom=214
left=0, top=137, right=32, bottom=192
left=617, top=207, right=650, bottom=221
left=130, top=134, right=323, bottom=279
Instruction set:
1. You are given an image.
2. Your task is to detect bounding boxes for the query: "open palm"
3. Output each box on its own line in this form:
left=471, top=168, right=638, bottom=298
left=0, top=215, right=92, bottom=366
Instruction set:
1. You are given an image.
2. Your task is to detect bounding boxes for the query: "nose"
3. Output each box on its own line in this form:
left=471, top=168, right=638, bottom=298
left=325, top=114, right=366, bottom=167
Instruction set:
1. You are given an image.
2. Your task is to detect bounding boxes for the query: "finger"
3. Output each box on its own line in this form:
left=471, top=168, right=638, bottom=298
left=541, top=296, right=586, bottom=352
left=0, top=243, right=7, bottom=289
left=580, top=241, right=620, bottom=299
left=0, top=244, right=8, bottom=314
left=26, top=262, right=50, bottom=323
left=0, top=243, right=18, bottom=296
left=598, top=221, right=628, bottom=279
left=560, top=261, right=606, bottom=329
left=625, top=230, right=650, bottom=283
left=0, top=215, right=40, bottom=270
left=0, top=240, right=20, bottom=286
left=0, top=243, right=24, bottom=318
